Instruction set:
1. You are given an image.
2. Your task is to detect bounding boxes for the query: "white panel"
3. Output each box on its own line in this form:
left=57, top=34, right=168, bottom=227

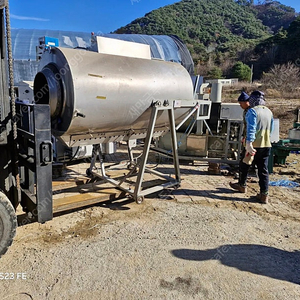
left=271, top=119, right=280, bottom=142
left=95, top=36, right=151, bottom=59
left=220, top=103, right=243, bottom=121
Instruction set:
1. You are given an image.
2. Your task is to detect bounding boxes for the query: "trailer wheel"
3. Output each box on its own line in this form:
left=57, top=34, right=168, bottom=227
left=135, top=195, right=144, bottom=204
left=0, top=192, right=17, bottom=257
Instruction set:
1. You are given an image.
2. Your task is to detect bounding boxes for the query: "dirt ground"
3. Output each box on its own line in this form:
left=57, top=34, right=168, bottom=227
left=0, top=97, right=300, bottom=300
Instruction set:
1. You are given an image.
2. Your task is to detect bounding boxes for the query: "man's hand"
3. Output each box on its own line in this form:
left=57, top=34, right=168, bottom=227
left=246, top=142, right=256, bottom=156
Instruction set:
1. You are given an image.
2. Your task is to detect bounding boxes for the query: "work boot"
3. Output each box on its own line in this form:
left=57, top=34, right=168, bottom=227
left=229, top=182, right=247, bottom=193
left=256, top=193, right=269, bottom=204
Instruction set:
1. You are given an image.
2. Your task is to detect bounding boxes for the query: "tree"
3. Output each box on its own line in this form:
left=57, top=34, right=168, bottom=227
left=207, top=66, right=223, bottom=79
left=231, top=61, right=252, bottom=81
left=236, top=0, right=253, bottom=5
left=286, top=15, right=300, bottom=46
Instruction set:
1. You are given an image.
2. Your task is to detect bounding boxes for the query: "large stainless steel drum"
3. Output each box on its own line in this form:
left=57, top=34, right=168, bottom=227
left=34, top=47, right=194, bottom=146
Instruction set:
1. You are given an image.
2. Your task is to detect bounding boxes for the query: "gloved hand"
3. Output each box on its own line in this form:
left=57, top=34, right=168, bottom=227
left=246, top=142, right=256, bottom=156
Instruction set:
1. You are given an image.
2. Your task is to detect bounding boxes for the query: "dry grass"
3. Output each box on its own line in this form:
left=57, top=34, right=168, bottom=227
left=221, top=84, right=300, bottom=138
left=221, top=82, right=261, bottom=102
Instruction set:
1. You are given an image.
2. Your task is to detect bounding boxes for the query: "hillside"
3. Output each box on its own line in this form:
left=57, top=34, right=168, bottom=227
left=114, top=0, right=297, bottom=78
left=252, top=1, right=296, bottom=33
left=257, top=14, right=300, bottom=59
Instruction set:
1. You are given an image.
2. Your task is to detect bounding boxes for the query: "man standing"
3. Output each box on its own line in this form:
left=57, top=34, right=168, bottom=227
left=237, top=91, right=250, bottom=143
left=237, top=91, right=251, bottom=183
left=230, top=91, right=273, bottom=204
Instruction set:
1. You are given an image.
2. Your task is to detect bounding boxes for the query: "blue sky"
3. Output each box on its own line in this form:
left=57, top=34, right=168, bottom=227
left=10, top=0, right=300, bottom=34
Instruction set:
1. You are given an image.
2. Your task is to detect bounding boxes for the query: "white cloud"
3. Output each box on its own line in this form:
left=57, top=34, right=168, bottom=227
left=10, top=14, right=49, bottom=22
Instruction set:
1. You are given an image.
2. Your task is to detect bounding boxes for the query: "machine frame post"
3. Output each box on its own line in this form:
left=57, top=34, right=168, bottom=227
left=168, top=105, right=181, bottom=181
left=17, top=103, right=53, bottom=223
left=133, top=103, right=159, bottom=202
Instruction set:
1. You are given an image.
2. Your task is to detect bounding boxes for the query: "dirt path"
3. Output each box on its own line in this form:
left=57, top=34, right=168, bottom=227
left=1, top=96, right=300, bottom=299
left=0, top=154, right=299, bottom=300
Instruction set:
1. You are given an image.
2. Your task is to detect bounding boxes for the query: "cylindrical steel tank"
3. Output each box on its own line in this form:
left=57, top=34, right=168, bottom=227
left=210, top=82, right=222, bottom=103
left=34, top=47, right=194, bottom=146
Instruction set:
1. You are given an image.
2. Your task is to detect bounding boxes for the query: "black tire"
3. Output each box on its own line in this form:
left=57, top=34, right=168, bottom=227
left=0, top=192, right=17, bottom=257
left=86, top=168, right=92, bottom=177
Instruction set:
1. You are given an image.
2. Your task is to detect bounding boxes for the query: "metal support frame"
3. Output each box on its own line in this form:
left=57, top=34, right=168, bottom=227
left=17, top=103, right=53, bottom=223
left=152, top=118, right=244, bottom=165
left=176, top=103, right=199, bottom=131
left=127, top=139, right=137, bottom=167
left=87, top=101, right=181, bottom=203
left=224, top=120, right=243, bottom=162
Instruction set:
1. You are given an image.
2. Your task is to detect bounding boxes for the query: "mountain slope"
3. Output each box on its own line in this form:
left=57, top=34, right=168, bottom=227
left=252, top=1, right=296, bottom=33
left=114, top=0, right=298, bottom=78
left=115, top=0, right=271, bottom=60
left=115, top=0, right=296, bottom=64
left=254, top=15, right=300, bottom=70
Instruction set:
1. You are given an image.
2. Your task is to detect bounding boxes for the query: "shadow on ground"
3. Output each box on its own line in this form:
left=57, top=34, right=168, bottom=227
left=172, top=244, right=300, bottom=285
left=154, top=167, right=209, bottom=176
left=172, top=187, right=259, bottom=203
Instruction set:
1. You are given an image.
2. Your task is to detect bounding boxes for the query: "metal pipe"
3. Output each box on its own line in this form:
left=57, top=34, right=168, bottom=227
left=175, top=103, right=199, bottom=131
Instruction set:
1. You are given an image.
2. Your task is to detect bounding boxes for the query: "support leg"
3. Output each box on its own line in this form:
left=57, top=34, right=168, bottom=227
left=168, top=106, right=181, bottom=182
left=133, top=105, right=158, bottom=203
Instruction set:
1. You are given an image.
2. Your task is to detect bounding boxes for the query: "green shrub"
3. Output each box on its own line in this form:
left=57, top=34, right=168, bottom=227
left=231, top=61, right=252, bottom=81
left=207, top=66, right=223, bottom=79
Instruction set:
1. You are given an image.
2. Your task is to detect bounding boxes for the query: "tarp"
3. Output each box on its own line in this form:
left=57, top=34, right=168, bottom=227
left=11, top=29, right=194, bottom=84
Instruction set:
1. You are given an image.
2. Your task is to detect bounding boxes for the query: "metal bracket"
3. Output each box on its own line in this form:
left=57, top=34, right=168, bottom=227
left=40, top=141, right=53, bottom=165
left=224, top=120, right=243, bottom=162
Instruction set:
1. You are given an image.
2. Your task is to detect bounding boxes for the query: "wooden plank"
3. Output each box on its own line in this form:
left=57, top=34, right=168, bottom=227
left=52, top=180, right=77, bottom=188
left=51, top=164, right=168, bottom=213
left=53, top=189, right=124, bottom=213
left=52, top=177, right=90, bottom=192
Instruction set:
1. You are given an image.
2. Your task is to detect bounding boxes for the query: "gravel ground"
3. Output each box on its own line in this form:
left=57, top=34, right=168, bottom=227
left=0, top=154, right=300, bottom=300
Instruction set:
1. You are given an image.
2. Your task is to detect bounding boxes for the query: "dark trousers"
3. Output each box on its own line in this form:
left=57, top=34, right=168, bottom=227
left=239, top=147, right=270, bottom=193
